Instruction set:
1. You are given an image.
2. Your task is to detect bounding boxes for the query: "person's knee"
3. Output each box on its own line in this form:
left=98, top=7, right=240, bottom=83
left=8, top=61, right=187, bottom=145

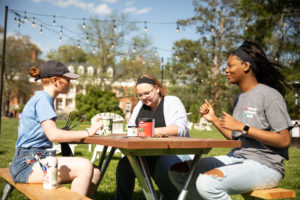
left=196, top=169, right=224, bottom=197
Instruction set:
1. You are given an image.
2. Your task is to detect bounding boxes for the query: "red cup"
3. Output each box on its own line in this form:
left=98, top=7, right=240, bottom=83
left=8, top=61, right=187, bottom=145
left=138, top=118, right=155, bottom=137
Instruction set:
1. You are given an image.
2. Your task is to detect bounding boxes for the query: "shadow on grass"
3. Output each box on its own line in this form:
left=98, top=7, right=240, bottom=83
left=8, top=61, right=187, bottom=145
left=0, top=151, right=5, bottom=155
left=94, top=190, right=149, bottom=200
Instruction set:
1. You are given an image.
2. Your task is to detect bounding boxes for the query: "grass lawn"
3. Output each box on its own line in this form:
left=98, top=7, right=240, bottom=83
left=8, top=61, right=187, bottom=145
left=0, top=118, right=299, bottom=199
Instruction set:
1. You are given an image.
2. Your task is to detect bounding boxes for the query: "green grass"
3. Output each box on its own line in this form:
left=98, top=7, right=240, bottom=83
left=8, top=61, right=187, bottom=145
left=0, top=118, right=299, bottom=199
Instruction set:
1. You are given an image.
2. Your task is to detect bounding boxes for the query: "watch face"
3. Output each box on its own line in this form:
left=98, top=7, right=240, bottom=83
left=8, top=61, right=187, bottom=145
left=243, top=125, right=249, bottom=134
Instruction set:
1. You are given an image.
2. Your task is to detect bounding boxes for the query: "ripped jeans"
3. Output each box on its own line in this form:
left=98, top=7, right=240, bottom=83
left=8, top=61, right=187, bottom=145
left=168, top=154, right=282, bottom=200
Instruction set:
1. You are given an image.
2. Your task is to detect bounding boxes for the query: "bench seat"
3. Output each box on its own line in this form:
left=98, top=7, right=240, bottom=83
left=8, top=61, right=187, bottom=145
left=0, top=168, right=90, bottom=200
left=243, top=187, right=296, bottom=199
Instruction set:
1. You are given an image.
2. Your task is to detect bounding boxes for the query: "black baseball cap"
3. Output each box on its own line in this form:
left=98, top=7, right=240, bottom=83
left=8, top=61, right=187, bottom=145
left=36, top=60, right=80, bottom=80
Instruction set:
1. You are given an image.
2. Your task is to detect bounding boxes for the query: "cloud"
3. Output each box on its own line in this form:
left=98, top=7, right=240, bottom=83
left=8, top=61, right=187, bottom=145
left=33, top=0, right=111, bottom=15
left=125, top=1, right=134, bottom=6
left=123, top=6, right=151, bottom=15
left=102, top=0, right=117, bottom=3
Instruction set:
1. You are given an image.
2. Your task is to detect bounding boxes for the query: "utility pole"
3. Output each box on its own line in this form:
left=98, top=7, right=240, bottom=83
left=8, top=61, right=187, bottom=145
left=0, top=6, right=9, bottom=140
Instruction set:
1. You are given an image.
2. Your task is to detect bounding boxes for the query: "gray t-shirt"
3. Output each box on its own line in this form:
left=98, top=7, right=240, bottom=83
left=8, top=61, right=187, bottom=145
left=230, top=84, right=293, bottom=176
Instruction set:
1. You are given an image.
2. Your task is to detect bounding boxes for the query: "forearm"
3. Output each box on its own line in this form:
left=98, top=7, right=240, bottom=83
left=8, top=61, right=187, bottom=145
left=245, top=126, right=290, bottom=148
left=211, top=116, right=233, bottom=140
left=47, top=128, right=89, bottom=142
left=154, top=125, right=178, bottom=136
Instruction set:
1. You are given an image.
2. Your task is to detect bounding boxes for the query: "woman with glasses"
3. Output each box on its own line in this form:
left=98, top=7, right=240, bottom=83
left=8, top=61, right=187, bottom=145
left=9, top=60, right=103, bottom=198
left=115, top=74, right=191, bottom=200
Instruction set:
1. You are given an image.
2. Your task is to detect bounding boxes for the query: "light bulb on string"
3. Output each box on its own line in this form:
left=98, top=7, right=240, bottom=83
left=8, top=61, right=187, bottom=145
left=59, top=36, right=62, bottom=42
left=24, top=11, right=28, bottom=22
left=175, top=55, right=178, bottom=60
left=82, top=18, right=86, bottom=29
left=194, top=57, right=197, bottom=62
left=93, top=48, right=96, bottom=54
left=111, top=42, right=114, bottom=48
left=32, top=17, right=36, bottom=28
left=144, top=21, right=148, bottom=32
left=133, top=44, right=136, bottom=53
left=176, top=23, right=179, bottom=33
left=86, top=34, right=89, bottom=43
left=154, top=48, right=158, bottom=56
left=14, top=14, right=17, bottom=24
left=40, top=25, right=43, bottom=34
left=52, top=15, right=56, bottom=27
left=289, top=60, right=292, bottom=64
left=60, top=26, right=63, bottom=36
left=244, top=24, right=248, bottom=31
left=17, top=17, right=21, bottom=27
left=77, top=40, right=81, bottom=49
left=113, top=19, right=116, bottom=32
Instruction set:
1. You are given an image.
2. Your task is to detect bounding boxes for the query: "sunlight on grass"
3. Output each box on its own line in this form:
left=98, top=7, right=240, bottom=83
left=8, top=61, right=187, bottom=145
left=0, top=119, right=298, bottom=199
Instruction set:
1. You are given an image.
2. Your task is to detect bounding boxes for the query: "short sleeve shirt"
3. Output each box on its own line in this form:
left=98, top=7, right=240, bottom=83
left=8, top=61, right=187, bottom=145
left=231, top=84, right=293, bottom=176
left=16, top=91, right=57, bottom=148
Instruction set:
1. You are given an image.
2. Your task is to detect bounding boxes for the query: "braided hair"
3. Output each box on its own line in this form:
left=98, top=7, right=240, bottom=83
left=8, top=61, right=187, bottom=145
left=237, top=40, right=287, bottom=96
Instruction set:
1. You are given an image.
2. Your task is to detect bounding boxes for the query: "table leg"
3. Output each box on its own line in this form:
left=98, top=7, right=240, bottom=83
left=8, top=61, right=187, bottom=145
left=177, top=154, right=201, bottom=200
left=96, top=146, right=116, bottom=188
left=138, top=156, right=158, bottom=199
left=127, top=155, right=158, bottom=200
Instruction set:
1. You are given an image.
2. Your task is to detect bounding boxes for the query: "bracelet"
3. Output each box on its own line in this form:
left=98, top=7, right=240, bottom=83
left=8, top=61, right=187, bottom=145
left=86, top=129, right=91, bottom=137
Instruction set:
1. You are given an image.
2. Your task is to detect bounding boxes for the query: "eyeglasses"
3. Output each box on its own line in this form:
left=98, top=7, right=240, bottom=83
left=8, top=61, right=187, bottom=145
left=137, top=87, right=155, bottom=99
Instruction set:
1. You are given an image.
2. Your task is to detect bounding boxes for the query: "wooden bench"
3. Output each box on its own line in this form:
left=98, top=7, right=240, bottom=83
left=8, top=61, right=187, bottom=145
left=0, top=168, right=91, bottom=200
left=242, top=187, right=296, bottom=199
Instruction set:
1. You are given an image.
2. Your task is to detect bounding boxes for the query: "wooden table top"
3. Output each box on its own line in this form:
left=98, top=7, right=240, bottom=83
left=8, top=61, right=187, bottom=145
left=83, top=135, right=241, bottom=150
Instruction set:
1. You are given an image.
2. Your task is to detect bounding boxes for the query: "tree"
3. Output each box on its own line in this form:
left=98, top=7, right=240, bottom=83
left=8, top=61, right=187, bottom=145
left=47, top=45, right=88, bottom=64
left=0, top=32, right=42, bottom=115
left=75, top=86, right=123, bottom=120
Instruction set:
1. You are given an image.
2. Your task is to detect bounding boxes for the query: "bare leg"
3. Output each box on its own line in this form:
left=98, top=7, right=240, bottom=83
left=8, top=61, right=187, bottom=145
left=28, top=157, right=101, bottom=197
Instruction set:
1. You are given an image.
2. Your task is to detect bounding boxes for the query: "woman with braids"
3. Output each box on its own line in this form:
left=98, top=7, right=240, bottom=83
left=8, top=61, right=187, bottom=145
left=9, top=60, right=103, bottom=198
left=115, top=74, right=190, bottom=200
left=168, top=40, right=293, bottom=200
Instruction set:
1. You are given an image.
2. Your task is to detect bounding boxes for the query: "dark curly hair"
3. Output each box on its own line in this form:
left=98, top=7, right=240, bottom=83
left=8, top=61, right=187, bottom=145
left=237, top=40, right=287, bottom=95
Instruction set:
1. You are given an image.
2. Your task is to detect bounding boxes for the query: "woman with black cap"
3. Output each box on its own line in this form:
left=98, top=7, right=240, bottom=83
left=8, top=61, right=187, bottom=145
left=115, top=74, right=191, bottom=200
left=169, top=40, right=293, bottom=200
left=9, top=60, right=103, bottom=198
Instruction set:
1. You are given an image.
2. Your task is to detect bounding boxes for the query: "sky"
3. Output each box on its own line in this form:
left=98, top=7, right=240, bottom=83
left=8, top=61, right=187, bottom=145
left=0, top=0, right=199, bottom=61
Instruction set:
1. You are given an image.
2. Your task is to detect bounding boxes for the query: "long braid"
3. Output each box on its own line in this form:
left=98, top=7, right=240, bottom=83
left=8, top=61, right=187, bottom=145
left=239, top=40, right=287, bottom=96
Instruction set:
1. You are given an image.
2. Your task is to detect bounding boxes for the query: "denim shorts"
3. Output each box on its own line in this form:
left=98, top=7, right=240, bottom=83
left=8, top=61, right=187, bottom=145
left=9, top=148, right=48, bottom=183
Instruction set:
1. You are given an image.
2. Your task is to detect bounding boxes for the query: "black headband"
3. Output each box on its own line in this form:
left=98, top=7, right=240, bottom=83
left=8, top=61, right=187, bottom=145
left=232, top=47, right=259, bottom=73
left=136, top=77, right=156, bottom=85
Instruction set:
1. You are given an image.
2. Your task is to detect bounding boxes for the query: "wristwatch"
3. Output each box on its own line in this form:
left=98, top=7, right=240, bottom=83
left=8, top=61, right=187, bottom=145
left=242, top=124, right=250, bottom=135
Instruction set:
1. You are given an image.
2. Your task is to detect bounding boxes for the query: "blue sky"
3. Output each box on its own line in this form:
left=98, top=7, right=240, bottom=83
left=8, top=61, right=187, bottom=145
left=0, top=0, right=199, bottom=60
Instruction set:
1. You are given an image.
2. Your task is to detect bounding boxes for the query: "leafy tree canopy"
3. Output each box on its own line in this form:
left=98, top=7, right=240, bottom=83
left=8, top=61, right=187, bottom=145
left=75, top=86, right=123, bottom=120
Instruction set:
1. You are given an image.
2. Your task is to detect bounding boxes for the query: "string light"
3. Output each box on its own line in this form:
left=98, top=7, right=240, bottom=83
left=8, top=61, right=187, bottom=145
left=133, top=44, right=136, bottom=53
left=244, top=22, right=248, bottom=31
left=82, top=18, right=86, bottom=29
left=77, top=40, right=81, bottom=48
left=93, top=47, right=96, bottom=54
left=176, top=23, right=179, bottom=33
left=113, top=19, right=116, bottom=32
left=52, top=15, right=56, bottom=27
left=86, top=33, right=89, bottom=43
left=144, top=21, right=148, bottom=32
left=59, top=36, right=62, bottom=42
left=14, top=14, right=17, bottom=24
left=60, top=26, right=63, bottom=36
left=111, top=39, right=114, bottom=48
left=17, top=16, right=21, bottom=27
left=32, top=17, right=36, bottom=28
left=24, top=11, right=28, bottom=22
left=40, top=24, right=43, bottom=34
left=154, top=48, right=158, bottom=56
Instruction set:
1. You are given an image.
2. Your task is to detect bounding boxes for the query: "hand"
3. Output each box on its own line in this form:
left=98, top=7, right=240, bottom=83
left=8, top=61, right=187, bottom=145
left=199, top=100, right=216, bottom=122
left=88, top=122, right=104, bottom=137
left=220, top=111, right=243, bottom=131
